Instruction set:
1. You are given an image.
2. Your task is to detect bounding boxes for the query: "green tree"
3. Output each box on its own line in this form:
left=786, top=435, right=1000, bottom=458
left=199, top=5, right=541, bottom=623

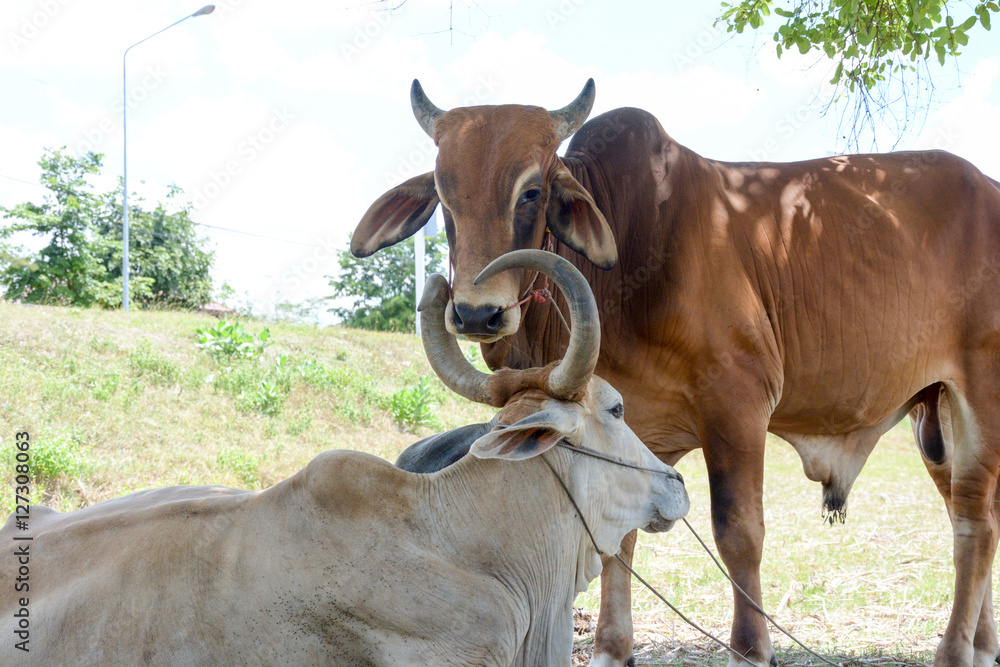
left=327, top=232, right=447, bottom=333
left=0, top=150, right=113, bottom=306
left=93, top=184, right=214, bottom=307
left=716, top=0, right=998, bottom=145
left=0, top=148, right=214, bottom=309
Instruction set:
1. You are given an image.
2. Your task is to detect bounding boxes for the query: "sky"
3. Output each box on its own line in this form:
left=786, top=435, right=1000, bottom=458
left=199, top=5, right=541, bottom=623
left=2, top=0, right=999, bottom=323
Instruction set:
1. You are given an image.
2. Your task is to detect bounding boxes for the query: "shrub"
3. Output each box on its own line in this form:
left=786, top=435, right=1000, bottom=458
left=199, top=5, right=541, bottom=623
left=90, top=369, right=121, bottom=401
left=213, top=356, right=292, bottom=417
left=217, top=447, right=265, bottom=487
left=297, top=358, right=379, bottom=424
left=389, top=376, right=440, bottom=431
left=194, top=321, right=270, bottom=360
left=2, top=434, right=92, bottom=483
left=237, top=379, right=286, bottom=417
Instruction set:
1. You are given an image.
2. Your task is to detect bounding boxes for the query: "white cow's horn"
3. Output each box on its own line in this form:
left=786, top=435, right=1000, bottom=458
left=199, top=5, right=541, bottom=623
left=418, top=274, right=495, bottom=405
left=549, top=79, right=596, bottom=141
left=475, top=250, right=599, bottom=400
left=411, top=79, right=446, bottom=139
left=419, top=250, right=600, bottom=406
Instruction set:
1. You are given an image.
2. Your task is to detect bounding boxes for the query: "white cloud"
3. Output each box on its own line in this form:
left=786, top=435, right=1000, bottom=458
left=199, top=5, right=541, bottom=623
left=443, top=29, right=765, bottom=134
left=1, top=1, right=208, bottom=73
left=5, top=1, right=998, bottom=317
left=213, top=23, right=295, bottom=83
left=279, top=34, right=430, bottom=97
left=757, top=43, right=838, bottom=91
left=0, top=124, right=60, bottom=205
left=915, top=57, right=1000, bottom=179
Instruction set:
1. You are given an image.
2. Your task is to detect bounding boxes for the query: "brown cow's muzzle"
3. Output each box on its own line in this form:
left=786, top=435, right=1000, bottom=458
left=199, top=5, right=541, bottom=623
left=445, top=299, right=520, bottom=342
left=445, top=267, right=523, bottom=342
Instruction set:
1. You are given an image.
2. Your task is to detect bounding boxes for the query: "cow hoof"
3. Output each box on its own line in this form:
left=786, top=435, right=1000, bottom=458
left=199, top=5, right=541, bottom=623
left=586, top=654, right=634, bottom=667
left=727, top=654, right=776, bottom=667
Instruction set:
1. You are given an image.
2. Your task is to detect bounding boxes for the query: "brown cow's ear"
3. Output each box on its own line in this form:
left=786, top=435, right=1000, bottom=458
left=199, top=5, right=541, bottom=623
left=469, top=407, right=580, bottom=461
left=351, top=172, right=439, bottom=258
left=546, top=170, right=617, bottom=270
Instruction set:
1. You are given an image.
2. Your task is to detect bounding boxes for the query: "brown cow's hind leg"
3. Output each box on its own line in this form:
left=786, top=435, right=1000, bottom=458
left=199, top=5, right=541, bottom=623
left=934, top=387, right=1000, bottom=667
left=913, top=398, right=1000, bottom=666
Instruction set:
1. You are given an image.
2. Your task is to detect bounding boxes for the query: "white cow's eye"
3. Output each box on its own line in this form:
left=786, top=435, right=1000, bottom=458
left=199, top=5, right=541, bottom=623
left=609, top=403, right=624, bottom=419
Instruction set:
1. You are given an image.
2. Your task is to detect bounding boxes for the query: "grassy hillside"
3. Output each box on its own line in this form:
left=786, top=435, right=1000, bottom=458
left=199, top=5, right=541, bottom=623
left=0, top=302, right=965, bottom=665
left=0, top=301, right=493, bottom=512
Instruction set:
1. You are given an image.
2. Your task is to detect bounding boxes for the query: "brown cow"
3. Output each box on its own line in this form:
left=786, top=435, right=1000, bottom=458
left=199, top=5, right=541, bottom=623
left=353, top=79, right=1000, bottom=666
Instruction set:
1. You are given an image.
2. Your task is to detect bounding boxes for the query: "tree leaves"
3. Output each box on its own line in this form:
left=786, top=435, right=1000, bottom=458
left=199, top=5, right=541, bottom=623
left=716, top=0, right=998, bottom=91
left=0, top=148, right=214, bottom=309
left=327, top=232, right=447, bottom=333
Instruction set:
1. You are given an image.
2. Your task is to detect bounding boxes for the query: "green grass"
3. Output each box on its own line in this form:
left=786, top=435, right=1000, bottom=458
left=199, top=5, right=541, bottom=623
left=0, top=301, right=977, bottom=665
left=0, top=302, right=492, bottom=512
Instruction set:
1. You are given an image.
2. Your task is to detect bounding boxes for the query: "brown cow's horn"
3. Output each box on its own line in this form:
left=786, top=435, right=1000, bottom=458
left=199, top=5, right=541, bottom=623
left=475, top=250, right=599, bottom=400
left=549, top=79, right=596, bottom=141
left=411, top=79, right=446, bottom=139
left=418, top=274, right=495, bottom=405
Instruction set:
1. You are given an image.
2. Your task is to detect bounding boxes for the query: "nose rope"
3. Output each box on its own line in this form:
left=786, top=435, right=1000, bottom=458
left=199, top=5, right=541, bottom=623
left=547, top=442, right=842, bottom=667
left=500, top=231, right=571, bottom=335
left=553, top=440, right=681, bottom=478
left=446, top=230, right=570, bottom=334
left=504, top=230, right=555, bottom=313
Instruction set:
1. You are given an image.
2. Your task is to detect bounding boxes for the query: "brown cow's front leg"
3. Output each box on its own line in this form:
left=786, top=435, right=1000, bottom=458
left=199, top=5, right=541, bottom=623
left=588, top=530, right=637, bottom=667
left=703, top=424, right=775, bottom=667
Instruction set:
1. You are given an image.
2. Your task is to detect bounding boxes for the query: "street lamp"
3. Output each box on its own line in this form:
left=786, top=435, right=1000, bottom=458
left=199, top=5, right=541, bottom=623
left=122, top=4, right=214, bottom=311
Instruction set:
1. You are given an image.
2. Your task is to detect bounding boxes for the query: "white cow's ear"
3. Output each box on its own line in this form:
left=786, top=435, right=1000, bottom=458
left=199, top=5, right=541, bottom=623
left=351, top=171, right=439, bottom=258
left=469, top=408, right=580, bottom=461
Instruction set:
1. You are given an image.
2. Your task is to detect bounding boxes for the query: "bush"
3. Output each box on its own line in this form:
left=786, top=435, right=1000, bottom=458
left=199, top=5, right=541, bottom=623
left=2, top=434, right=92, bottom=483
left=195, top=321, right=270, bottom=360
left=212, top=356, right=292, bottom=417
left=216, top=447, right=265, bottom=488
left=389, top=376, right=440, bottom=431
left=236, top=378, right=286, bottom=417
left=89, top=369, right=121, bottom=401
left=297, top=358, right=378, bottom=424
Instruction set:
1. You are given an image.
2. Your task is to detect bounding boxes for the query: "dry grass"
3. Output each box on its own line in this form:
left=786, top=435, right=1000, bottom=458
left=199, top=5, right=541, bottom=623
left=0, top=302, right=988, bottom=665
left=570, top=425, right=953, bottom=665
left=0, top=302, right=492, bottom=512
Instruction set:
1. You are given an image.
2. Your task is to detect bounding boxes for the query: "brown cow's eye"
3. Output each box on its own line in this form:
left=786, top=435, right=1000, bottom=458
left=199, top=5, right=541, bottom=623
left=610, top=403, right=624, bottom=419
left=519, top=188, right=541, bottom=205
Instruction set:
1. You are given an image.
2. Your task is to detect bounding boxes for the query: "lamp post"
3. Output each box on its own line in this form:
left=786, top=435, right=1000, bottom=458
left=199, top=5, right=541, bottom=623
left=122, top=4, right=214, bottom=311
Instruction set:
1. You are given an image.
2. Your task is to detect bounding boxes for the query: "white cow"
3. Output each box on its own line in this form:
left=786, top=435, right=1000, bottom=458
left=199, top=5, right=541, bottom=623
left=0, top=250, right=688, bottom=667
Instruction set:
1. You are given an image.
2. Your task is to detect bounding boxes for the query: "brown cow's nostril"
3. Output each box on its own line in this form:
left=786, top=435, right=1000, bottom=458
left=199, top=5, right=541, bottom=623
left=487, top=310, right=504, bottom=331
left=453, top=303, right=504, bottom=336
